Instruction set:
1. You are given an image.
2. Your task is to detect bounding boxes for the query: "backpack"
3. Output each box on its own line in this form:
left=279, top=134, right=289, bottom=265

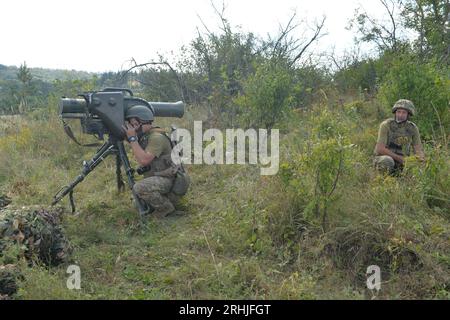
left=150, top=126, right=190, bottom=196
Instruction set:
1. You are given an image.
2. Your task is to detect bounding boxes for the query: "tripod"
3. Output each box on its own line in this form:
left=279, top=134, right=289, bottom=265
left=52, top=135, right=150, bottom=217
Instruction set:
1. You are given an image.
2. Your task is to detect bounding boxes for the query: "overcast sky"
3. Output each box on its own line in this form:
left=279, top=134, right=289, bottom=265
left=0, top=0, right=388, bottom=72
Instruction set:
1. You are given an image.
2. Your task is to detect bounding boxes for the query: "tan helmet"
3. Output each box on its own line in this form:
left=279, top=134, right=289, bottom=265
left=392, top=99, right=415, bottom=116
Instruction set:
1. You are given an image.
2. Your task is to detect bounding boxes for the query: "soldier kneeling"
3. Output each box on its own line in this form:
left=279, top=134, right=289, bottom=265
left=373, top=99, right=425, bottom=175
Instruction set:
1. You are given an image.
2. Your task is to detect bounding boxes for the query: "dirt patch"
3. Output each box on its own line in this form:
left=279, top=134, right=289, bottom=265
left=324, top=227, right=423, bottom=284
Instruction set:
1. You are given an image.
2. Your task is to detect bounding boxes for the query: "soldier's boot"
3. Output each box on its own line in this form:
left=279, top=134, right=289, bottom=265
left=374, top=156, right=395, bottom=174
left=166, top=192, right=186, bottom=216
left=152, top=200, right=175, bottom=219
left=167, top=192, right=180, bottom=207
left=170, top=210, right=186, bottom=216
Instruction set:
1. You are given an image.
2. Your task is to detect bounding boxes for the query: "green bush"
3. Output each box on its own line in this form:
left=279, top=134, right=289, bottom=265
left=280, top=137, right=357, bottom=231
left=234, top=62, right=294, bottom=129
left=403, top=146, right=450, bottom=216
left=334, top=58, right=379, bottom=94
left=278, top=109, right=361, bottom=231
left=378, top=55, right=449, bottom=141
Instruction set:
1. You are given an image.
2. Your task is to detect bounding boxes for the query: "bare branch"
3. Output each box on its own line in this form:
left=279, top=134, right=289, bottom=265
left=273, top=12, right=298, bottom=53
left=379, top=0, right=398, bottom=49
left=210, top=0, right=230, bottom=34
left=328, top=50, right=343, bottom=71
left=354, top=0, right=404, bottom=52
left=196, top=14, right=214, bottom=36
left=120, top=59, right=185, bottom=101
left=327, top=147, right=344, bottom=198
left=290, top=16, right=327, bottom=66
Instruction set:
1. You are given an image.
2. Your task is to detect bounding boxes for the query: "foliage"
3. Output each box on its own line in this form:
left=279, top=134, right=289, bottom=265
left=401, top=0, right=450, bottom=61
left=333, top=58, right=380, bottom=94
left=378, top=54, right=450, bottom=141
left=178, top=26, right=259, bottom=111
left=0, top=207, right=71, bottom=266
left=403, top=146, right=450, bottom=215
left=233, top=62, right=294, bottom=129
left=0, top=65, right=98, bottom=115
left=0, top=3, right=449, bottom=300
left=279, top=109, right=359, bottom=231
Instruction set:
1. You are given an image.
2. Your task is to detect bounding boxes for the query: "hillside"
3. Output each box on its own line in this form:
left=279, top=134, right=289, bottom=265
left=0, top=64, right=96, bottom=82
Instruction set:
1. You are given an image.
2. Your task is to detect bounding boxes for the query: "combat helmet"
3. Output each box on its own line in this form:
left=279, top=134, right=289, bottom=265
left=125, top=105, right=154, bottom=122
left=392, top=99, right=415, bottom=116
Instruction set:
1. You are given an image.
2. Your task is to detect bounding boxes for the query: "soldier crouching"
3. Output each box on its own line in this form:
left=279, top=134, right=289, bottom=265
left=373, top=99, right=425, bottom=175
left=123, top=105, right=185, bottom=218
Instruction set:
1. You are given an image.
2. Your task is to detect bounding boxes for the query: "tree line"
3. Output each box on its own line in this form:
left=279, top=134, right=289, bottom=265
left=0, top=0, right=448, bottom=140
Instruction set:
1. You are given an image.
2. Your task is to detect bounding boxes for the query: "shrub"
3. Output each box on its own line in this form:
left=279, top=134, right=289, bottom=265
left=234, top=62, right=294, bottom=129
left=403, top=146, right=450, bottom=216
left=378, top=55, right=449, bottom=141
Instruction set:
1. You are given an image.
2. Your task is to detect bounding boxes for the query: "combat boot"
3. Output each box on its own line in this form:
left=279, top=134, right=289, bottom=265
left=167, top=192, right=180, bottom=206
left=152, top=202, right=175, bottom=219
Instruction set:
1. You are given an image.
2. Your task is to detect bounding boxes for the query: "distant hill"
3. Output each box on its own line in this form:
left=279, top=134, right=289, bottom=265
left=0, top=64, right=97, bottom=82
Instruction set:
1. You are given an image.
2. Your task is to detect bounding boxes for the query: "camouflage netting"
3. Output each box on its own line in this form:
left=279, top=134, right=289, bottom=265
left=0, top=195, right=11, bottom=209
left=0, top=206, right=72, bottom=266
left=0, top=264, right=22, bottom=300
left=0, top=198, right=72, bottom=299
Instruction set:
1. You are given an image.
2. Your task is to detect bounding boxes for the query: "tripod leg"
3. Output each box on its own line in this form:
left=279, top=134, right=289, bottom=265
left=52, top=141, right=116, bottom=206
left=116, top=141, right=150, bottom=217
left=116, top=154, right=125, bottom=192
left=69, top=190, right=76, bottom=213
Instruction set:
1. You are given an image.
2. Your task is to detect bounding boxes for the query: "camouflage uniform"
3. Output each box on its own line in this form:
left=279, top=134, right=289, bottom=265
left=133, top=129, right=179, bottom=218
left=374, top=118, right=422, bottom=173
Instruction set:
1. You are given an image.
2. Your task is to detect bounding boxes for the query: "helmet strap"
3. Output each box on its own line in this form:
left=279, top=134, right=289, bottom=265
left=136, top=125, right=143, bottom=136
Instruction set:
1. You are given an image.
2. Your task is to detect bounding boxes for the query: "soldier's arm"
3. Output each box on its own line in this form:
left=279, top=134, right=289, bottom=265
left=414, top=144, right=425, bottom=161
left=130, top=133, right=167, bottom=167
left=122, top=122, right=155, bottom=167
left=375, top=143, right=405, bottom=164
left=129, top=141, right=155, bottom=167
left=411, top=124, right=425, bottom=161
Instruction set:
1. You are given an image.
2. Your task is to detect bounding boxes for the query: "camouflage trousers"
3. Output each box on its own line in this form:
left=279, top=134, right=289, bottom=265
left=373, top=155, right=403, bottom=175
left=133, top=176, right=180, bottom=218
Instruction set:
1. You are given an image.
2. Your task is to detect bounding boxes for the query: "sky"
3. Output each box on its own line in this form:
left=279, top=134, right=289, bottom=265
left=0, top=0, right=389, bottom=73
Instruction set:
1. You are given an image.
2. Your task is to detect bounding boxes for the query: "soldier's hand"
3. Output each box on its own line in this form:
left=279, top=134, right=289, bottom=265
left=396, top=155, right=405, bottom=165
left=122, top=122, right=137, bottom=138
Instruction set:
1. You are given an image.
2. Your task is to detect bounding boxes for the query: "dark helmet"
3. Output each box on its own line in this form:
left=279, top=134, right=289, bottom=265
left=392, top=99, right=415, bottom=116
left=125, top=105, right=154, bottom=122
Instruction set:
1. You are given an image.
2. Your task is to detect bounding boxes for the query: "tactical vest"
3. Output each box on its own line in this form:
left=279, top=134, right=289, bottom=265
left=138, top=128, right=177, bottom=178
left=386, top=119, right=417, bottom=156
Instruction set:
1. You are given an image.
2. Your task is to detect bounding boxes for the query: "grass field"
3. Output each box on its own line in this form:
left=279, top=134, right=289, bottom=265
left=0, top=99, right=449, bottom=300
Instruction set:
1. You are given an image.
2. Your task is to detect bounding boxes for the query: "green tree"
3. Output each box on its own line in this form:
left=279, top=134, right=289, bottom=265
left=16, top=61, right=33, bottom=113
left=349, top=0, right=405, bottom=53
left=401, top=0, right=450, bottom=62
